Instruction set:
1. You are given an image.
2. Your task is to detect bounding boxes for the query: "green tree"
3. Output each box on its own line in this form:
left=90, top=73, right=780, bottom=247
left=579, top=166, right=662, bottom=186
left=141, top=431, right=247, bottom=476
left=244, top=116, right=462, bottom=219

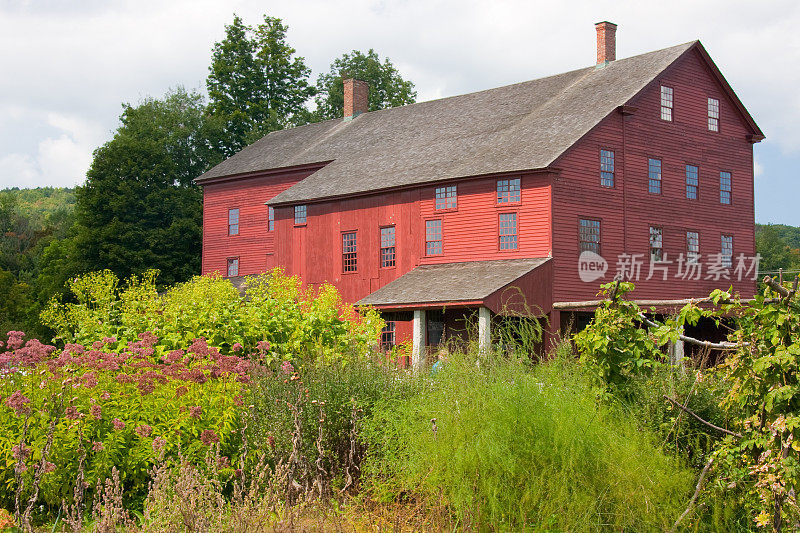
left=72, top=87, right=222, bottom=288
left=206, top=14, right=315, bottom=156
left=313, top=49, right=417, bottom=120
left=756, top=225, right=800, bottom=273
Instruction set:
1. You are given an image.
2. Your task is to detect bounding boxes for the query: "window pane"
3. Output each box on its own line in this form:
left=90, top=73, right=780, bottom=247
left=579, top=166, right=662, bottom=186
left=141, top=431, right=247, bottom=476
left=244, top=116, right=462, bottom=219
left=342, top=232, right=357, bottom=272
left=497, top=178, right=521, bottom=203
left=649, top=226, right=663, bottom=261
left=685, top=165, right=698, bottom=199
left=228, top=208, right=239, bottom=236
left=268, top=206, right=274, bottom=231
left=687, top=231, right=700, bottom=264
left=600, top=150, right=615, bottom=187
left=720, top=171, right=731, bottom=204
left=435, top=185, right=457, bottom=209
left=227, top=258, right=239, bottom=277
left=579, top=219, right=601, bottom=253
left=426, top=219, right=442, bottom=255
left=380, top=321, right=396, bottom=351
left=661, top=86, right=673, bottom=121
left=721, top=235, right=733, bottom=267
left=708, top=98, right=719, bottom=132
left=294, top=205, right=307, bottom=224
left=648, top=158, right=661, bottom=194
left=499, top=213, right=518, bottom=250
left=380, top=226, right=396, bottom=268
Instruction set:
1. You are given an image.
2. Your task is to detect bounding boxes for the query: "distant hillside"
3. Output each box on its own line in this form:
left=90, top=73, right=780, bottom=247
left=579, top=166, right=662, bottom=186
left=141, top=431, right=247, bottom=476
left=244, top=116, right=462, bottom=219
left=756, top=223, right=800, bottom=273
left=757, top=223, right=800, bottom=250
left=0, top=187, right=76, bottom=231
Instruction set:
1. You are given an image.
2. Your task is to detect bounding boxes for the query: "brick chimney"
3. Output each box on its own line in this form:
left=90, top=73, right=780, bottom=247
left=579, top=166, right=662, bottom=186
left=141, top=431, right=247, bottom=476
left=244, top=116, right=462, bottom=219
left=343, top=78, right=369, bottom=121
left=595, top=21, right=617, bottom=66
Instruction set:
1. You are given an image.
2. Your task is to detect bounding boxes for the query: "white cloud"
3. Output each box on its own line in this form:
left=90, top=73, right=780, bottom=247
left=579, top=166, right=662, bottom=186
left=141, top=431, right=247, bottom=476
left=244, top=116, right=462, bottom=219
left=1, top=0, right=800, bottom=190
left=754, top=157, right=764, bottom=179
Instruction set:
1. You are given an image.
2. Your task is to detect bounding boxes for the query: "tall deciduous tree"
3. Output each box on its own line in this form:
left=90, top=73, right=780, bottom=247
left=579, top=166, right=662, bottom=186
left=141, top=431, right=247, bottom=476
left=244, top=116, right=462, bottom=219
left=206, top=15, right=315, bottom=157
left=72, top=88, right=223, bottom=287
left=313, top=49, right=417, bottom=120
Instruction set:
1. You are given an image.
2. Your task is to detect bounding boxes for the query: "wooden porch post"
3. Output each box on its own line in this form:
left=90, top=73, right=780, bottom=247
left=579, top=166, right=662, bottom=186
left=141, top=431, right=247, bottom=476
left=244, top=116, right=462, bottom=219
left=478, top=307, right=491, bottom=353
left=412, top=309, right=427, bottom=369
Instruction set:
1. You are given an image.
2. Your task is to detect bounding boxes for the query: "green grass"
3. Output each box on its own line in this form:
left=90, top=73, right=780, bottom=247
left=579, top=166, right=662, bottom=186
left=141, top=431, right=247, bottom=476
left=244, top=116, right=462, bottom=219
left=363, top=348, right=694, bottom=531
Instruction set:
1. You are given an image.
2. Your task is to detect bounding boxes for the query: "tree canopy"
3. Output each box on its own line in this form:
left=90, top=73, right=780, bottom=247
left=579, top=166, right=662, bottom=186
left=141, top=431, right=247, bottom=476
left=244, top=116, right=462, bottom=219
left=206, top=15, right=315, bottom=156
left=71, top=88, right=223, bottom=287
left=314, top=49, right=417, bottom=120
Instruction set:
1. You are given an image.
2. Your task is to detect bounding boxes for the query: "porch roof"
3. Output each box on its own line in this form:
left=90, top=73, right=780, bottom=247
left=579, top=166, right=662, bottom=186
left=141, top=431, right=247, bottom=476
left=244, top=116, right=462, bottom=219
left=356, top=258, right=550, bottom=308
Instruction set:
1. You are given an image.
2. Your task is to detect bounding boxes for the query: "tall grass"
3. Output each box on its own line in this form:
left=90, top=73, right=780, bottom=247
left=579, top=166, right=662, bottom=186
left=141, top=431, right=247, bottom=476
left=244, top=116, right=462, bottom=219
left=363, top=346, right=694, bottom=531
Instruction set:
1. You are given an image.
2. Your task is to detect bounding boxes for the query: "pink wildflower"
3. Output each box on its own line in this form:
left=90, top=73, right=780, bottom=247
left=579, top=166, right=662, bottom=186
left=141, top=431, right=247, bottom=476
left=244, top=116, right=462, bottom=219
left=83, top=372, right=98, bottom=388
left=189, top=406, right=202, bottom=419
left=6, top=331, right=25, bottom=351
left=232, top=343, right=243, bottom=352
left=280, top=360, right=295, bottom=376
left=200, top=429, right=219, bottom=446
left=5, top=391, right=30, bottom=416
left=42, top=461, right=56, bottom=474
left=92, top=441, right=104, bottom=452
left=100, top=391, right=111, bottom=401
left=152, top=437, right=167, bottom=452
left=12, top=443, right=31, bottom=460
left=102, top=337, right=117, bottom=345
left=90, top=404, right=102, bottom=419
left=217, top=455, right=230, bottom=469
left=233, top=394, right=244, bottom=407
left=175, top=385, right=188, bottom=398
left=256, top=340, right=271, bottom=352
left=112, top=418, right=125, bottom=431
left=64, top=406, right=81, bottom=420
left=135, top=425, right=152, bottom=438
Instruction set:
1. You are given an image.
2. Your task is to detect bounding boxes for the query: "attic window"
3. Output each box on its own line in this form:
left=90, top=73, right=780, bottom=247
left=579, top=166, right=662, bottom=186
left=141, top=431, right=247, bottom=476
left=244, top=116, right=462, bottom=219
left=600, top=150, right=615, bottom=187
left=228, top=208, right=239, bottom=236
left=708, top=98, right=720, bottom=132
left=497, top=178, right=521, bottom=203
left=294, top=205, right=307, bottom=225
left=380, top=226, right=396, bottom=268
left=435, top=185, right=457, bottom=209
left=660, top=86, right=673, bottom=121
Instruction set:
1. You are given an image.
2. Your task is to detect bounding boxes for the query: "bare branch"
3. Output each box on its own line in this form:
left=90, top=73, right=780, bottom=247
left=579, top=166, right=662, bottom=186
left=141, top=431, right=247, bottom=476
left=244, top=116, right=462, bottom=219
left=764, top=276, right=791, bottom=298
left=663, top=396, right=742, bottom=438
left=669, top=456, right=714, bottom=533
left=639, top=314, right=740, bottom=350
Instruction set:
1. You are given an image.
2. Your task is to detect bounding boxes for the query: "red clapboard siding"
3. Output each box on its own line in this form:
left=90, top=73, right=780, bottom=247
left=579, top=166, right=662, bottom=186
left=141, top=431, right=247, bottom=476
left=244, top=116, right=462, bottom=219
left=201, top=168, right=316, bottom=276
left=551, top=48, right=756, bottom=303
left=271, top=172, right=553, bottom=305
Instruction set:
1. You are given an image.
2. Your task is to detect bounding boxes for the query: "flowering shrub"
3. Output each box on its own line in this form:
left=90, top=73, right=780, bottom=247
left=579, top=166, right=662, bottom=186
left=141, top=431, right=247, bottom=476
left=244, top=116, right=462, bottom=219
left=0, top=331, right=248, bottom=512
left=41, top=268, right=383, bottom=366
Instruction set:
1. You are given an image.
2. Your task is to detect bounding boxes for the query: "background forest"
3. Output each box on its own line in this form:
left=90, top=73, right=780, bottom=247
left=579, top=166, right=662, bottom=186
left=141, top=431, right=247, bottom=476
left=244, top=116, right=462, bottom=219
left=0, top=13, right=417, bottom=340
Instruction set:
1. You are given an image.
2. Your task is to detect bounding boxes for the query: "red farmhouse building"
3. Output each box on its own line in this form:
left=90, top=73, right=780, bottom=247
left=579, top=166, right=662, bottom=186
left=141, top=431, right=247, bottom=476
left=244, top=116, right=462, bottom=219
left=196, top=23, right=763, bottom=364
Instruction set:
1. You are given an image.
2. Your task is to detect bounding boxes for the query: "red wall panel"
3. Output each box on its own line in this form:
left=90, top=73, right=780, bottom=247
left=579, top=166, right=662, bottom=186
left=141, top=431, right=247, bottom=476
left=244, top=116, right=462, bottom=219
left=551, top=48, right=757, bottom=303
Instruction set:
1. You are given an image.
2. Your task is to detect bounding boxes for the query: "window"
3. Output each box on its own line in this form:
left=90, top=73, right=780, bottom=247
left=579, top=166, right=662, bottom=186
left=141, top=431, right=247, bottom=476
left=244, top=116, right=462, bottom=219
left=425, top=219, right=442, bottom=255
left=226, top=257, right=239, bottom=277
left=685, top=165, right=698, bottom=199
left=380, top=226, right=396, bottom=268
left=720, top=171, right=731, bottom=205
left=721, top=235, right=733, bottom=267
left=380, top=321, right=396, bottom=351
left=435, top=185, right=457, bottom=210
left=687, top=231, right=700, bottom=264
left=342, top=231, right=357, bottom=272
left=499, top=213, right=518, bottom=250
left=228, top=208, right=239, bottom=236
left=708, top=98, right=720, bottom=132
left=648, top=158, right=662, bottom=194
left=268, top=206, right=274, bottom=231
left=579, top=219, right=601, bottom=254
left=660, top=86, right=673, bottom=121
left=497, top=178, right=521, bottom=203
left=294, top=205, right=307, bottom=225
left=649, top=226, right=663, bottom=261
left=600, top=150, right=615, bottom=187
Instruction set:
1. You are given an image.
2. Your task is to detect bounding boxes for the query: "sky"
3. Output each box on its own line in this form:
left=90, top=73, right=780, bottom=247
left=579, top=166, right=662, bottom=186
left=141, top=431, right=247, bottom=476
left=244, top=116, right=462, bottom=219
left=0, top=0, right=798, bottom=224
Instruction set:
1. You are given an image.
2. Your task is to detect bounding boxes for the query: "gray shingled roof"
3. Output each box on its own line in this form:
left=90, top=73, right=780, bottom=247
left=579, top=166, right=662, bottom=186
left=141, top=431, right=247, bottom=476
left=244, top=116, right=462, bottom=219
left=356, top=258, right=550, bottom=307
left=197, top=42, right=698, bottom=203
